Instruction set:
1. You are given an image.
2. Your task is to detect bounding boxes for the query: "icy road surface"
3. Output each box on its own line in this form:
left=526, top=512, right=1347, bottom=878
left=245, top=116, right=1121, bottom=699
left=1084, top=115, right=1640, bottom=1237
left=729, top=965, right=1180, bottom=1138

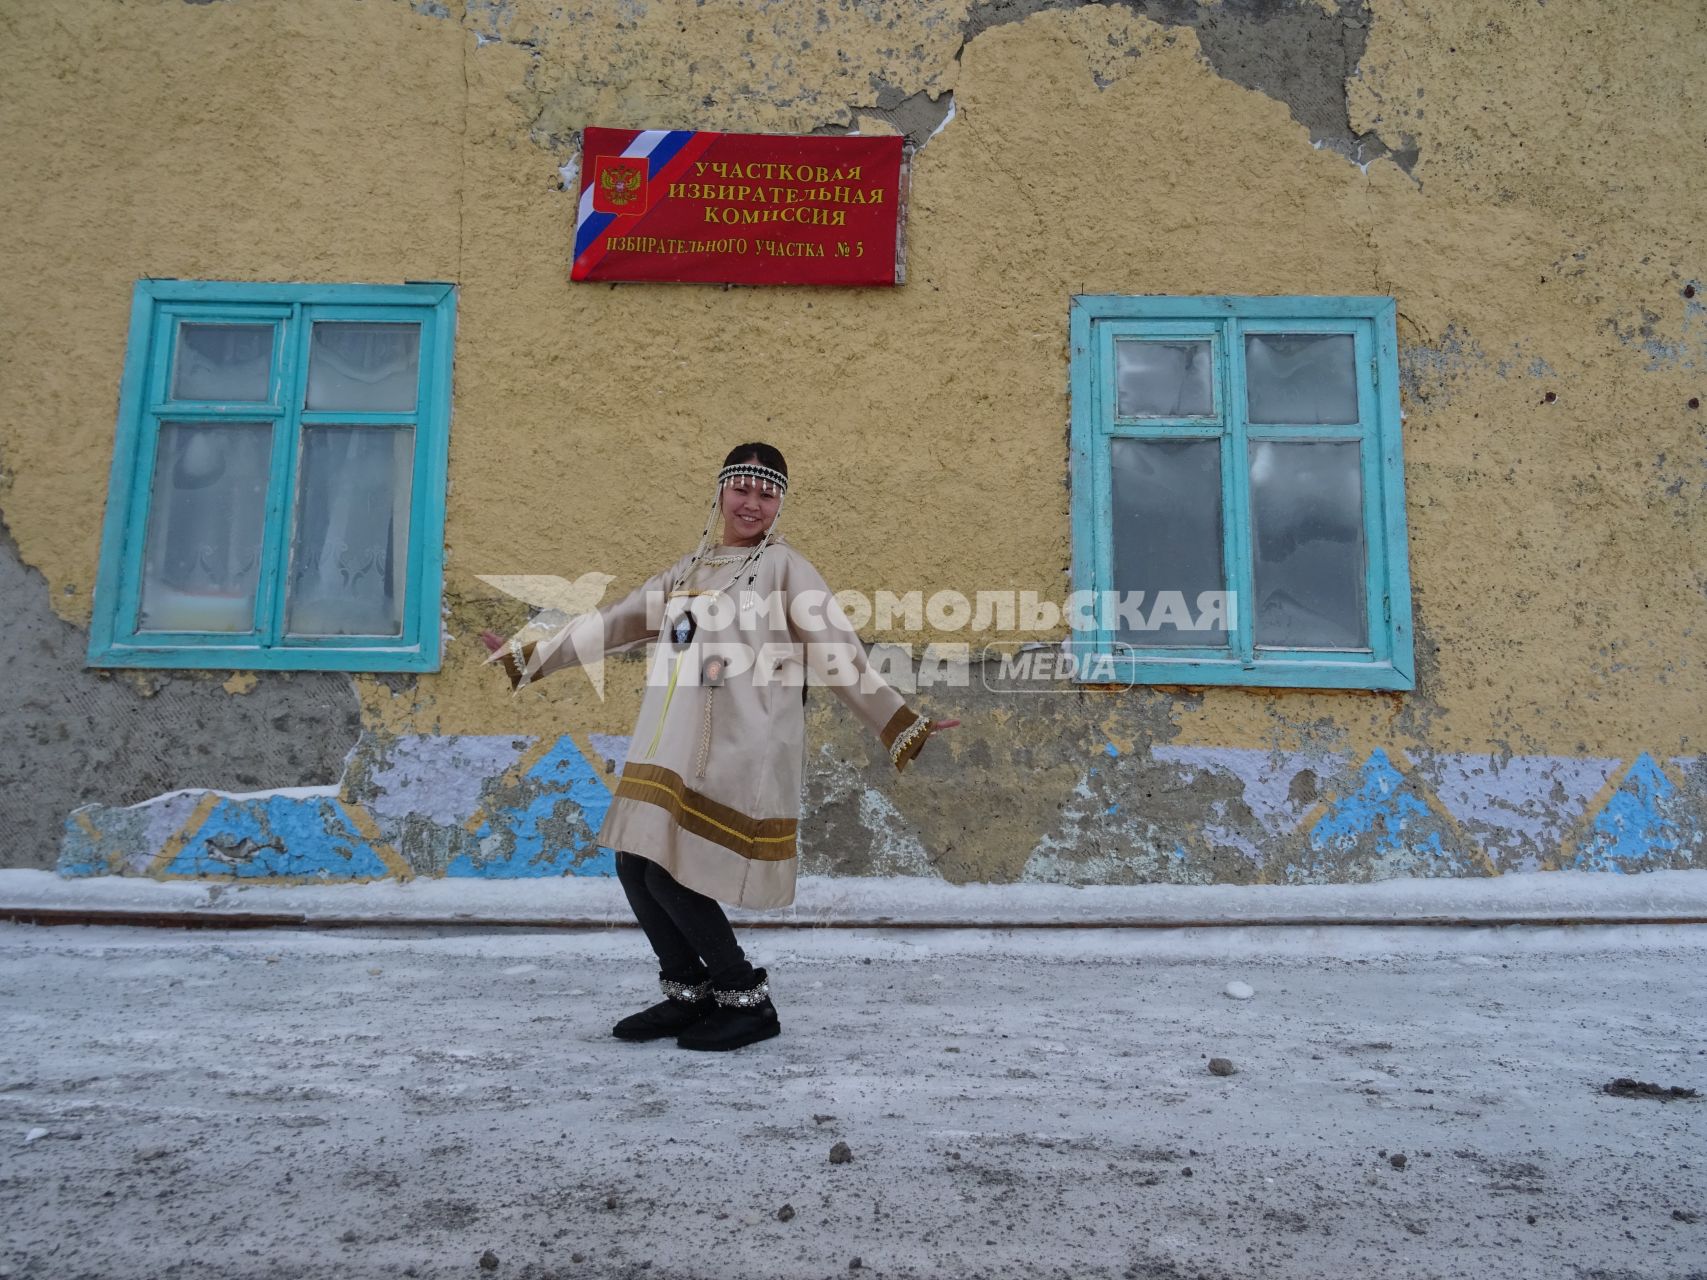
left=1, top=922, right=1703, bottom=1280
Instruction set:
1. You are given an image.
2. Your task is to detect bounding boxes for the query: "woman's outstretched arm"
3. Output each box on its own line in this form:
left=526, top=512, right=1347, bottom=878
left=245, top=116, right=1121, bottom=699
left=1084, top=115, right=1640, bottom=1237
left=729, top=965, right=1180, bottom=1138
left=781, top=554, right=957, bottom=772
left=482, top=553, right=692, bottom=691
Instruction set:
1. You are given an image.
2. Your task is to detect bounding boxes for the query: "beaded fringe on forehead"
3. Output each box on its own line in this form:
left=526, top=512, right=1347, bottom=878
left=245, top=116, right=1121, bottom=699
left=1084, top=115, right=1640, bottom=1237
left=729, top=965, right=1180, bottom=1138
left=717, top=461, right=788, bottom=494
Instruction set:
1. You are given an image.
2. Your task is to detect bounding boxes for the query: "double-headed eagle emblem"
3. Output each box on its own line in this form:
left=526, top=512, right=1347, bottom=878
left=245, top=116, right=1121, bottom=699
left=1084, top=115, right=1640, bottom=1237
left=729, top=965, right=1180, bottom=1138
left=600, top=163, right=645, bottom=207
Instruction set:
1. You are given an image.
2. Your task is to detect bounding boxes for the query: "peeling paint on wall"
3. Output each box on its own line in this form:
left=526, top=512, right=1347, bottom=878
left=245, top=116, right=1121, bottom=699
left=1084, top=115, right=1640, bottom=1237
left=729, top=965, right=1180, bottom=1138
left=5, top=0, right=1705, bottom=890
left=2, top=519, right=363, bottom=872
left=966, top=0, right=1415, bottom=169
left=1416, top=753, right=1620, bottom=873
left=56, top=732, right=1707, bottom=884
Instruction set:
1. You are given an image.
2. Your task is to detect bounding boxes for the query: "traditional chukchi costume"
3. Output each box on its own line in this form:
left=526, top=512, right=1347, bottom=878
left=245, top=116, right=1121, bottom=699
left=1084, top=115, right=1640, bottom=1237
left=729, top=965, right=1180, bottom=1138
left=493, top=459, right=932, bottom=911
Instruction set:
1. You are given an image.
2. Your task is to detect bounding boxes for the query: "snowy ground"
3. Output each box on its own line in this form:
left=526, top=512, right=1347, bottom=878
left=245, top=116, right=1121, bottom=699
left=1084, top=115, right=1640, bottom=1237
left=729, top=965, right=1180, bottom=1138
left=2, top=921, right=1704, bottom=1280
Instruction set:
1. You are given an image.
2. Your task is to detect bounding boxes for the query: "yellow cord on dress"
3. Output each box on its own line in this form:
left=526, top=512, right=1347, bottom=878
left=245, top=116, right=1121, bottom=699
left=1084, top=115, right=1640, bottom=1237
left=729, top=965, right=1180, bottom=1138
left=642, top=648, right=687, bottom=761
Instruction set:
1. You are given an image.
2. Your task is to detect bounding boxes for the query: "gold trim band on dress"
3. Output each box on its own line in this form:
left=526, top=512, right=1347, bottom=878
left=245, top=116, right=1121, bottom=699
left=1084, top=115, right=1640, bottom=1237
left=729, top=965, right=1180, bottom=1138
left=615, top=762, right=798, bottom=862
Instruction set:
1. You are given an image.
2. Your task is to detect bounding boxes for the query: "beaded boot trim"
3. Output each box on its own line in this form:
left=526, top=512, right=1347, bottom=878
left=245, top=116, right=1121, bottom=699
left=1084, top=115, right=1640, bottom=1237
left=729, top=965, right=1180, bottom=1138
left=712, top=974, right=771, bottom=1009
left=660, top=977, right=712, bottom=1003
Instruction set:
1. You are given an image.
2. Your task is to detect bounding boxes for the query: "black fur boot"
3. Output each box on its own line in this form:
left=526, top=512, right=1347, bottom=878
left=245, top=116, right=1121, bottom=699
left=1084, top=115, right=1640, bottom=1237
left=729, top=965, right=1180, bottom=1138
left=612, top=973, right=714, bottom=1041
left=676, top=967, right=780, bottom=1051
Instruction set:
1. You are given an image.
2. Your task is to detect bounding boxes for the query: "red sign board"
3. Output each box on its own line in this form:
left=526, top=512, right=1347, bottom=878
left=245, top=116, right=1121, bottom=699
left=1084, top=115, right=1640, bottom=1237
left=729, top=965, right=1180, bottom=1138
left=571, top=127, right=907, bottom=287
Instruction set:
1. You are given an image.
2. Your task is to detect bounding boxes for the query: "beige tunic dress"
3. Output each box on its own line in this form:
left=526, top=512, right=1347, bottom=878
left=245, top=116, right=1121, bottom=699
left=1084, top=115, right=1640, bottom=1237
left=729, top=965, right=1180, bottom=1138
left=494, top=537, right=930, bottom=908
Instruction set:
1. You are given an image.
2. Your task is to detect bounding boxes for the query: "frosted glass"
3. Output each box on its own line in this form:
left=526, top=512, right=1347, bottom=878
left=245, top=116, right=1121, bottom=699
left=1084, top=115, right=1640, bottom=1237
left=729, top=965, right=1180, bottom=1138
left=286, top=426, right=415, bottom=636
left=137, top=422, right=271, bottom=632
left=1110, top=438, right=1228, bottom=647
left=306, top=323, right=419, bottom=412
left=172, top=324, right=273, bottom=401
left=1244, top=333, right=1357, bottom=424
left=1114, top=339, right=1213, bottom=418
left=1249, top=440, right=1367, bottom=649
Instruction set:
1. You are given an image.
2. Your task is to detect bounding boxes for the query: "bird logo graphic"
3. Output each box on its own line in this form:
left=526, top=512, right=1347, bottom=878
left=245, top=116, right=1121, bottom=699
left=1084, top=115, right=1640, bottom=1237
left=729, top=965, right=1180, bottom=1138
left=477, top=571, right=617, bottom=698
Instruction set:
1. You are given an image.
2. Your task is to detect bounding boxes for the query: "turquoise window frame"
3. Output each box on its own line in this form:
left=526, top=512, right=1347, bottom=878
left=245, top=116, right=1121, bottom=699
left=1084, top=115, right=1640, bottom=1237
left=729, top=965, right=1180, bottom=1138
left=88, top=280, right=457, bottom=672
left=1068, top=295, right=1415, bottom=691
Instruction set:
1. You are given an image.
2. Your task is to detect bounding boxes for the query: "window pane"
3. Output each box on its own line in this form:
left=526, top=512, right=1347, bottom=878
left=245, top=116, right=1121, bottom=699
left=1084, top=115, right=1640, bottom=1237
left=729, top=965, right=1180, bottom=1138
left=171, top=324, right=273, bottom=401
left=306, top=323, right=420, bottom=412
left=1244, top=333, right=1357, bottom=424
left=1114, top=339, right=1213, bottom=418
left=137, top=422, right=271, bottom=632
left=1249, top=440, right=1367, bottom=649
left=286, top=426, right=415, bottom=636
left=1110, top=438, right=1228, bottom=648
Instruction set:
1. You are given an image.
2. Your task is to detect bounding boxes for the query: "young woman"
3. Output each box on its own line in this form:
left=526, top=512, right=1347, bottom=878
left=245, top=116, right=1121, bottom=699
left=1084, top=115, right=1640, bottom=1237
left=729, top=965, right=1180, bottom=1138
left=482, top=443, right=957, bottom=1052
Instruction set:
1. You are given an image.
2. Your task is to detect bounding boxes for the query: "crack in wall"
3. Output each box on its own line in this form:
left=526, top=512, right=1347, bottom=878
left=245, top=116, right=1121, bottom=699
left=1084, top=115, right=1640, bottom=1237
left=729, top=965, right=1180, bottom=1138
left=813, top=78, right=958, bottom=150
left=963, top=0, right=1416, bottom=171
left=422, top=0, right=1417, bottom=173
left=214, top=0, right=1413, bottom=171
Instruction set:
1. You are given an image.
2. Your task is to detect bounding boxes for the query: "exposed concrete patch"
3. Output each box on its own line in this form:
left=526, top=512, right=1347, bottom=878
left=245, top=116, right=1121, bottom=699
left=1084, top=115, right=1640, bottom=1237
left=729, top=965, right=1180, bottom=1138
left=1151, top=744, right=1344, bottom=836
left=508, top=0, right=969, bottom=155
left=2, top=517, right=362, bottom=872
left=1397, top=322, right=1487, bottom=408
left=993, top=692, right=1204, bottom=884
left=801, top=686, right=1173, bottom=885
left=1608, top=296, right=1707, bottom=372
left=1020, top=746, right=1274, bottom=884
left=800, top=741, right=935, bottom=877
left=962, top=0, right=1415, bottom=170
left=815, top=84, right=958, bottom=150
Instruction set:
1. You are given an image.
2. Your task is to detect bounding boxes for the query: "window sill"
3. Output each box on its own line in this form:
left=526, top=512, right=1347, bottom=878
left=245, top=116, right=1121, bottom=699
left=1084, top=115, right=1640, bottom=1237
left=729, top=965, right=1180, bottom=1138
left=1081, top=654, right=1414, bottom=692
left=85, top=642, right=441, bottom=673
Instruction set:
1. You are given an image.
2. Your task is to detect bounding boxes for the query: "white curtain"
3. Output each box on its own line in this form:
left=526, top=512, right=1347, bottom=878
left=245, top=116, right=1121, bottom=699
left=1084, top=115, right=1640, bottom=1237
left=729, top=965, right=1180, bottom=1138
left=137, top=422, right=271, bottom=632
left=285, top=427, right=415, bottom=636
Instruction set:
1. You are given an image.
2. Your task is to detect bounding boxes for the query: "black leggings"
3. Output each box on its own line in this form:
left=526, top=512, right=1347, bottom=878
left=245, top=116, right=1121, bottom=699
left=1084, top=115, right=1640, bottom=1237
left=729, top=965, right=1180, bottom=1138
left=615, top=851, right=754, bottom=990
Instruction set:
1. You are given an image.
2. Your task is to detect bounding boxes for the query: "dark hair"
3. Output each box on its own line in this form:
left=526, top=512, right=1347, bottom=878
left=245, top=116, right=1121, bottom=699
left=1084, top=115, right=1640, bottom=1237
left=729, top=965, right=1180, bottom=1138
left=722, top=441, right=787, bottom=478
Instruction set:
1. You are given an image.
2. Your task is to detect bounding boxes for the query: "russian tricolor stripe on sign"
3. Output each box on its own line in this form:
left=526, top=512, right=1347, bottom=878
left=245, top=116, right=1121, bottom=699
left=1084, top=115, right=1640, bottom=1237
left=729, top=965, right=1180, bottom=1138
left=571, top=129, right=717, bottom=278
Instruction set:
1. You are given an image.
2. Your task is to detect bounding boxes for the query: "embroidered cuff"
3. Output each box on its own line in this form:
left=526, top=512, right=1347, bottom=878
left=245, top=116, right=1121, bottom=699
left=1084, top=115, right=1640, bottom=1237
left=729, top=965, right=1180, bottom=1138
left=880, top=713, right=935, bottom=771
left=493, top=639, right=540, bottom=692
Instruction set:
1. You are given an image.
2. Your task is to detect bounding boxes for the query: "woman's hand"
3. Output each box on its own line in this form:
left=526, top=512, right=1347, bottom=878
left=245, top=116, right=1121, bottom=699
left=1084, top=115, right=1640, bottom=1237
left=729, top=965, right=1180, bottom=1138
left=928, top=718, right=961, bottom=736
left=479, top=629, right=507, bottom=663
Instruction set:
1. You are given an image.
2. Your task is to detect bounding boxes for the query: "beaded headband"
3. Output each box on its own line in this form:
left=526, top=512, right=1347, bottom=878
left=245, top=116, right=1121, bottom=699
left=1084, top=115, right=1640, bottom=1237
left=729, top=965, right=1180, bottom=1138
left=717, top=462, right=788, bottom=495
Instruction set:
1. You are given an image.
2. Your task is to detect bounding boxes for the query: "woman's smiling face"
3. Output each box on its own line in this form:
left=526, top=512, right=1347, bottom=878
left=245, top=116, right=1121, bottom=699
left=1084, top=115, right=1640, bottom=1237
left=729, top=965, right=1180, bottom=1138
left=720, top=476, right=782, bottom=546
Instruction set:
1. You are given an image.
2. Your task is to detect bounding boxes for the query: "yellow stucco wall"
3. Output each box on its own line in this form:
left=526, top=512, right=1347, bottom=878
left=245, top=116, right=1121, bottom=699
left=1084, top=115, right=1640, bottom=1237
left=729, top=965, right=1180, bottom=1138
left=2, top=0, right=1703, bottom=880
